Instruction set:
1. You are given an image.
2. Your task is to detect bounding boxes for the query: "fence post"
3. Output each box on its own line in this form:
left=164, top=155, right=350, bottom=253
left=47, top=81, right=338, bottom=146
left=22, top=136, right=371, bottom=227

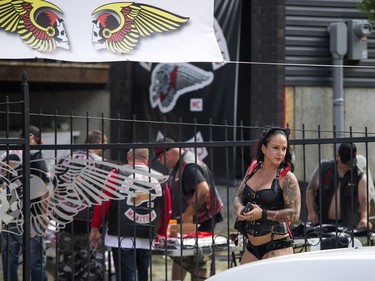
left=21, top=71, right=31, bottom=281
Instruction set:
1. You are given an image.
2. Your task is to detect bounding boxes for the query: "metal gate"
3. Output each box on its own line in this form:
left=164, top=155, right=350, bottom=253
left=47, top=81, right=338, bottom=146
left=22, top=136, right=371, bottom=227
left=1, top=74, right=375, bottom=281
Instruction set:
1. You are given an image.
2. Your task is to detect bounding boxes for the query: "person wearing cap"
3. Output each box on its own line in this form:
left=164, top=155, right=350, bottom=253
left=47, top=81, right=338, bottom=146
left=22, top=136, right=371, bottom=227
left=306, top=143, right=372, bottom=229
left=0, top=125, right=50, bottom=281
left=154, top=137, right=224, bottom=281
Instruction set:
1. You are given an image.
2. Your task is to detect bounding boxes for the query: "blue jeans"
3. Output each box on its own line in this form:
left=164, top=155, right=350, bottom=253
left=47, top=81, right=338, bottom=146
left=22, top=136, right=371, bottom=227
left=111, top=248, right=151, bottom=281
left=1, top=233, right=47, bottom=281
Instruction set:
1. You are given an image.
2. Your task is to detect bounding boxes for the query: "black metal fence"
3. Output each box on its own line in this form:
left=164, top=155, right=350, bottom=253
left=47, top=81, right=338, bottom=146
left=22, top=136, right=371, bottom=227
left=1, top=76, right=375, bottom=281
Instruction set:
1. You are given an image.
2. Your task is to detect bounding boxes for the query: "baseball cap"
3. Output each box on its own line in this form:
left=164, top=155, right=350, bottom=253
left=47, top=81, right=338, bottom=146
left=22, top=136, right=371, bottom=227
left=338, top=143, right=357, bottom=165
left=19, top=125, right=42, bottom=144
left=29, top=125, right=41, bottom=138
left=153, top=137, right=175, bottom=158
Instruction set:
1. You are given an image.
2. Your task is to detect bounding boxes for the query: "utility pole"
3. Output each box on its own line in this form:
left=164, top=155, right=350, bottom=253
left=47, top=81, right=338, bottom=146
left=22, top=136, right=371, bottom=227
left=328, top=20, right=372, bottom=138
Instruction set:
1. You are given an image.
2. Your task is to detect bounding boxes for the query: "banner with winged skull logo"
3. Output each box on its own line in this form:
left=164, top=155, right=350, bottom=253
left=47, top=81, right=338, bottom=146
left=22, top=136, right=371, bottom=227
left=0, top=0, right=222, bottom=63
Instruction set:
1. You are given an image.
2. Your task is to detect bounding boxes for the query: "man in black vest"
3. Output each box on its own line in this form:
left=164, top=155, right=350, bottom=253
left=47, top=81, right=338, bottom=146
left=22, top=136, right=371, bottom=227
left=154, top=138, right=224, bottom=281
left=89, top=148, right=168, bottom=281
left=306, top=143, right=372, bottom=229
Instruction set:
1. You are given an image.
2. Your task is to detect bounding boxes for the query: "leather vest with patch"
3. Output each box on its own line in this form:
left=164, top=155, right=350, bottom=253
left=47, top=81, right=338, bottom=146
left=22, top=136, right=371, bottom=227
left=318, top=160, right=363, bottom=227
left=168, top=151, right=224, bottom=224
left=107, top=166, right=163, bottom=238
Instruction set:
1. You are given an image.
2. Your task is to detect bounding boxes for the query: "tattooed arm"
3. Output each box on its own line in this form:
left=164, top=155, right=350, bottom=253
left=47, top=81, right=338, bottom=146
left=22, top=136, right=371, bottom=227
left=233, top=172, right=249, bottom=216
left=181, top=181, right=210, bottom=224
left=357, top=174, right=373, bottom=228
left=266, top=171, right=301, bottom=223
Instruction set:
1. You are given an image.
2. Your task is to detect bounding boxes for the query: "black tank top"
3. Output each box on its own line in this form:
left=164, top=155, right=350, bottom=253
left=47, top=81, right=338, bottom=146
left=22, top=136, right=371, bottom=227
left=241, top=168, right=287, bottom=236
left=242, top=184, right=285, bottom=211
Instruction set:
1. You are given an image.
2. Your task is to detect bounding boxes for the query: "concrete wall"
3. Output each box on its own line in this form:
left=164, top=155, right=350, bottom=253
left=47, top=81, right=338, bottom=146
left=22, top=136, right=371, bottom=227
left=30, top=90, right=110, bottom=143
left=0, top=89, right=111, bottom=159
left=289, top=86, right=375, bottom=182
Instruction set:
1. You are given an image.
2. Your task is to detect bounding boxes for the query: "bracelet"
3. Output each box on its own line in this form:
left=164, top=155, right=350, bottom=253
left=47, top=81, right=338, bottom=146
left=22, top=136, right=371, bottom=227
left=262, top=209, right=267, bottom=220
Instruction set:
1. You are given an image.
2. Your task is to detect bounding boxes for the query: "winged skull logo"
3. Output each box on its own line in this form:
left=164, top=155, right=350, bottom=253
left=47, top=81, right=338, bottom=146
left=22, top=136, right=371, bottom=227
left=149, top=63, right=214, bottom=113
left=0, top=163, right=23, bottom=233
left=91, top=2, right=189, bottom=54
left=0, top=0, right=69, bottom=51
left=0, top=156, right=168, bottom=237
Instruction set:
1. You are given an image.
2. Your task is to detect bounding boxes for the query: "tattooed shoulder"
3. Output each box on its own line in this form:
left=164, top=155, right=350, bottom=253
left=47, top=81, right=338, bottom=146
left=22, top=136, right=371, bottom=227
left=281, top=172, right=299, bottom=192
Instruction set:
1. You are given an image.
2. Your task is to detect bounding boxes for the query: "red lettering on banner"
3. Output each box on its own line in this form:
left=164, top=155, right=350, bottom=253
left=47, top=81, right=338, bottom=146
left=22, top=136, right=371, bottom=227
left=190, top=98, right=203, bottom=112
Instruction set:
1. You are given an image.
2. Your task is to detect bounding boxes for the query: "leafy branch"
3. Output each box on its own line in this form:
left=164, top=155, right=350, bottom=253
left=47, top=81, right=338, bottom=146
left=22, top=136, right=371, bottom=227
left=359, top=0, right=375, bottom=21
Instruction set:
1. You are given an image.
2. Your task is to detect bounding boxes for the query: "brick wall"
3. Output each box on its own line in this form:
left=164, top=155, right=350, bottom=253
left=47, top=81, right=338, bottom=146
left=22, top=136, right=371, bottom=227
left=249, top=0, right=286, bottom=129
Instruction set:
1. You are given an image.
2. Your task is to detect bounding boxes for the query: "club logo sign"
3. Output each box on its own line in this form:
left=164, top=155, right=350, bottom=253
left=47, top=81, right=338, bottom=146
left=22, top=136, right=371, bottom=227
left=149, top=63, right=214, bottom=113
left=91, top=2, right=189, bottom=54
left=0, top=1, right=188, bottom=54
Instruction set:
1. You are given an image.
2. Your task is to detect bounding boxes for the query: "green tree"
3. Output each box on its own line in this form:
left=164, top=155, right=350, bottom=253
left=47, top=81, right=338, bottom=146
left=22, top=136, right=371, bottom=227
left=359, top=0, right=375, bottom=21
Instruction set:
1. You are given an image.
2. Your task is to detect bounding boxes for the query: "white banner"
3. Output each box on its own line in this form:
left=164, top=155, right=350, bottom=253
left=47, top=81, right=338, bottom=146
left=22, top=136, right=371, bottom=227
left=0, top=0, right=223, bottom=63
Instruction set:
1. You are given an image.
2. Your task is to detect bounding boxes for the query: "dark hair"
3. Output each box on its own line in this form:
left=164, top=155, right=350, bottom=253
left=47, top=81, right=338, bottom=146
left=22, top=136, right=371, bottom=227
left=85, top=130, right=107, bottom=144
left=254, top=127, right=294, bottom=172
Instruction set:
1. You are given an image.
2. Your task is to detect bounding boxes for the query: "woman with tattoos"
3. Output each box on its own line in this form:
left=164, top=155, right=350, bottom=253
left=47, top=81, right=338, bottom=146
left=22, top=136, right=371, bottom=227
left=233, top=127, right=301, bottom=264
